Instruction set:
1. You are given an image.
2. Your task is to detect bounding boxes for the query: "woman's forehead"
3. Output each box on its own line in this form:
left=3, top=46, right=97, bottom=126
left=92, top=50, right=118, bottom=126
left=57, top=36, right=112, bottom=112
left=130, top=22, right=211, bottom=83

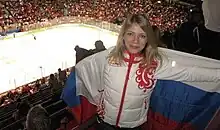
left=126, top=24, right=145, bottom=34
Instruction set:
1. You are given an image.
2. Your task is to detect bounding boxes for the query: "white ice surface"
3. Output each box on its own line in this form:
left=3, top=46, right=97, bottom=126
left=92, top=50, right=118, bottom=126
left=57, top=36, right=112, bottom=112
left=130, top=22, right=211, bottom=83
left=0, top=24, right=118, bottom=93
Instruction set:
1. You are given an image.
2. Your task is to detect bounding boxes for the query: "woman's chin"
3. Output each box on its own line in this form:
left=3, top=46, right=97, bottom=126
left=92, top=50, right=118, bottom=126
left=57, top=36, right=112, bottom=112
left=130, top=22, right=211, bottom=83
left=128, top=49, right=140, bottom=54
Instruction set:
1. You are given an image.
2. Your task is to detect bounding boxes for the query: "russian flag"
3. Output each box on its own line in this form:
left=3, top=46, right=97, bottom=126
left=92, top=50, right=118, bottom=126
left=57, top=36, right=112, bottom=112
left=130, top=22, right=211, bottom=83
left=61, top=69, right=97, bottom=125
left=61, top=70, right=80, bottom=107
left=146, top=48, right=220, bottom=130
left=147, top=80, right=220, bottom=130
left=61, top=49, right=111, bottom=126
left=61, top=70, right=81, bottom=123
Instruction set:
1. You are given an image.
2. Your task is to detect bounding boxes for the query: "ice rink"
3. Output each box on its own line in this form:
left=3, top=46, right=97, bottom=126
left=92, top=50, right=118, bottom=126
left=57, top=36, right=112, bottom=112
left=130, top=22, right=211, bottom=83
left=0, top=24, right=118, bottom=93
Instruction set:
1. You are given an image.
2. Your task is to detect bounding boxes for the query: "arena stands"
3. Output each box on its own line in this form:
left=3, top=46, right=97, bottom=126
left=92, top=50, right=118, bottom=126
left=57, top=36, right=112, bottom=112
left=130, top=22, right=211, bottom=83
left=0, top=0, right=188, bottom=33
left=0, top=68, right=69, bottom=130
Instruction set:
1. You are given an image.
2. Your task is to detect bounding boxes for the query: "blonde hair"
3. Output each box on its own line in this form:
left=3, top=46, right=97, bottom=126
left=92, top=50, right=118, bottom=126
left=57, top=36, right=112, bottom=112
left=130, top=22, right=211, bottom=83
left=108, top=14, right=162, bottom=66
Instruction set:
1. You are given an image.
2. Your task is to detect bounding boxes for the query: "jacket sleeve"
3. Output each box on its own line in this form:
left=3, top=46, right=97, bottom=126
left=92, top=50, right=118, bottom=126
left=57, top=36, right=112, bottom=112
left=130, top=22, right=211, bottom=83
left=75, top=47, right=112, bottom=106
left=155, top=55, right=220, bottom=82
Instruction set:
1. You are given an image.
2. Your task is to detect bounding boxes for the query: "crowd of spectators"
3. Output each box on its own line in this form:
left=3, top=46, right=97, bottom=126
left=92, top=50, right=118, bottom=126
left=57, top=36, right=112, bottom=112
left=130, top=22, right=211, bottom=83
left=0, top=68, right=69, bottom=107
left=0, top=67, right=72, bottom=129
left=0, top=0, right=188, bottom=33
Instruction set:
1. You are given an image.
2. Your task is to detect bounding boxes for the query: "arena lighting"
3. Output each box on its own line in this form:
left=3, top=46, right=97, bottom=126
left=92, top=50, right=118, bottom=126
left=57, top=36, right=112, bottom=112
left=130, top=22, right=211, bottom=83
left=157, top=1, right=161, bottom=4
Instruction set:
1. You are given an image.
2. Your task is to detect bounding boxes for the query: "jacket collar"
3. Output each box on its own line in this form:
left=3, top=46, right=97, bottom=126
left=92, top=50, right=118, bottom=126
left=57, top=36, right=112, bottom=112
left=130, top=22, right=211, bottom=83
left=123, top=50, right=143, bottom=64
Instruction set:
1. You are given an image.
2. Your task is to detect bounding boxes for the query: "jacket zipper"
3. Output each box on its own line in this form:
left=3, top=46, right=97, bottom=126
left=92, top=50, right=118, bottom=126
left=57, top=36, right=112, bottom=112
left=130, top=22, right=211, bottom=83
left=115, top=55, right=134, bottom=127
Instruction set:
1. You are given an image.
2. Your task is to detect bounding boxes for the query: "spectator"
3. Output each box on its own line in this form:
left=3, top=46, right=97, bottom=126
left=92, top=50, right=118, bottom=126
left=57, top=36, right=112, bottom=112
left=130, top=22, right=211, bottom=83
left=0, top=96, right=5, bottom=106
left=94, top=40, right=106, bottom=52
left=39, top=78, right=48, bottom=90
left=26, top=105, right=51, bottom=130
left=200, top=0, right=220, bottom=60
left=175, top=10, right=203, bottom=54
left=34, top=79, right=41, bottom=92
left=75, top=14, right=162, bottom=129
left=49, top=74, right=60, bottom=93
left=74, top=45, right=90, bottom=64
left=13, top=101, right=31, bottom=120
left=202, top=0, right=220, bottom=33
left=58, top=68, right=67, bottom=85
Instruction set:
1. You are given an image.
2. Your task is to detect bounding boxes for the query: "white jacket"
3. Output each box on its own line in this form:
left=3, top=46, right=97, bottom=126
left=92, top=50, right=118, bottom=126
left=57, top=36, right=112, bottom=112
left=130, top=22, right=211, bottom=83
left=76, top=47, right=220, bottom=128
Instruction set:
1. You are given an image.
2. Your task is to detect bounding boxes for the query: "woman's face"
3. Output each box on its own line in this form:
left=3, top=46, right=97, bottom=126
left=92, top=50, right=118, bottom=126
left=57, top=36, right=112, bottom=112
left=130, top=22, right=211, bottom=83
left=123, top=23, right=147, bottom=54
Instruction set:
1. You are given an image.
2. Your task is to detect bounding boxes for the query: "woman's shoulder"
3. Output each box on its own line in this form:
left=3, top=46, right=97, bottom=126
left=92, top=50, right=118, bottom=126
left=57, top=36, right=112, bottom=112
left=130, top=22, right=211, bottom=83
left=75, top=46, right=116, bottom=69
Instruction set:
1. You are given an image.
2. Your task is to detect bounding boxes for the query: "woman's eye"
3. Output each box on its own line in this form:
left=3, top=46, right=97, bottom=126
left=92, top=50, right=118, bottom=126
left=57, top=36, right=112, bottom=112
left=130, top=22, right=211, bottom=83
left=127, top=32, right=133, bottom=36
left=140, top=35, right=146, bottom=39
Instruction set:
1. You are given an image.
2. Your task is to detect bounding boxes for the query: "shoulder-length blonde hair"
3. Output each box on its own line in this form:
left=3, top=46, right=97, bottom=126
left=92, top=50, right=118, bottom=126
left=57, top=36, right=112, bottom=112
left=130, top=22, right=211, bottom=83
left=108, top=14, right=162, bottom=66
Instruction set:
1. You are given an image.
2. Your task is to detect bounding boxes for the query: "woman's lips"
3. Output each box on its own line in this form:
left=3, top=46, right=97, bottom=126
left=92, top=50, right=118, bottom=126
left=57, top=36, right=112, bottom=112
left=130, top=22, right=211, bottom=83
left=130, top=45, right=139, bottom=49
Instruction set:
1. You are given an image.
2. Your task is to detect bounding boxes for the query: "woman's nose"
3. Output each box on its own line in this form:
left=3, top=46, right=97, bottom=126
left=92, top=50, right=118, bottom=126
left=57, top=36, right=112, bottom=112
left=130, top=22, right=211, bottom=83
left=133, top=35, right=139, bottom=43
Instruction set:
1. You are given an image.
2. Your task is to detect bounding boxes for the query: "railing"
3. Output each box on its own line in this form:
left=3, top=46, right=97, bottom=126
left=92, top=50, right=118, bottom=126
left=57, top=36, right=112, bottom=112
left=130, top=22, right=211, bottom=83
left=20, top=16, right=121, bottom=34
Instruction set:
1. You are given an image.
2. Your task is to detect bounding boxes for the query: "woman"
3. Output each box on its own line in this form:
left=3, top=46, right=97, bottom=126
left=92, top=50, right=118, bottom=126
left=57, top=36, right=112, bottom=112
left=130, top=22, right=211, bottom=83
left=75, top=14, right=220, bottom=129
